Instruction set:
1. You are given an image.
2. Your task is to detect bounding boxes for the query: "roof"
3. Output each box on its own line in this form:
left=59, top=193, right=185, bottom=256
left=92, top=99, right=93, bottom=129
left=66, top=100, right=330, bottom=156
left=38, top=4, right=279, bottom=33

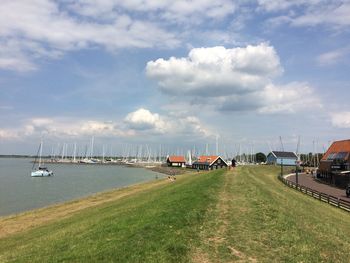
left=167, top=156, right=186, bottom=163
left=270, top=151, right=297, bottom=159
left=197, top=156, right=219, bottom=163
left=193, top=156, right=228, bottom=166
left=322, top=140, right=350, bottom=161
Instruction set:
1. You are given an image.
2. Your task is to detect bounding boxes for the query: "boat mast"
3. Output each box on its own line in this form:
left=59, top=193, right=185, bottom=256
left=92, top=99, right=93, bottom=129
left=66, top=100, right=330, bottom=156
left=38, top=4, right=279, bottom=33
left=216, top=134, right=219, bottom=156
left=39, top=139, right=43, bottom=168
left=91, top=136, right=94, bottom=159
left=73, top=142, right=77, bottom=162
left=102, top=145, right=105, bottom=163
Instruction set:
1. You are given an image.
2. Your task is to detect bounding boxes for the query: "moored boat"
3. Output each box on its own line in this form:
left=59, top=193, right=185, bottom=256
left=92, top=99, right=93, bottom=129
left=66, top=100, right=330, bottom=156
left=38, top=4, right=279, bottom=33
left=31, top=139, right=53, bottom=177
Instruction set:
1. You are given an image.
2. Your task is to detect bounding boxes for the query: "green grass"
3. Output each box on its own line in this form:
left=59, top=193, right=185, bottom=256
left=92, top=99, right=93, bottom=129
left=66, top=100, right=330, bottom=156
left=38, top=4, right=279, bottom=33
left=196, top=166, right=350, bottom=262
left=2, top=166, right=350, bottom=262
left=0, top=170, right=225, bottom=263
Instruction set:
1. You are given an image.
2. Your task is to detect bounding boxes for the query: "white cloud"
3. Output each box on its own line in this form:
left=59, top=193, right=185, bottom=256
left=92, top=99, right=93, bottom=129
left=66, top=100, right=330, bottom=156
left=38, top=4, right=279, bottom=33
left=124, top=108, right=212, bottom=137
left=0, top=0, right=239, bottom=72
left=317, top=46, right=350, bottom=66
left=257, top=0, right=322, bottom=12
left=124, top=108, right=168, bottom=132
left=146, top=44, right=322, bottom=114
left=0, top=129, right=20, bottom=140
left=0, top=40, right=39, bottom=71
left=292, top=3, right=350, bottom=28
left=260, top=1, right=350, bottom=30
left=258, top=83, right=322, bottom=114
left=0, top=1, right=178, bottom=50
left=0, top=0, right=179, bottom=71
left=218, top=82, right=322, bottom=114
left=331, top=112, right=350, bottom=128
left=0, top=118, right=130, bottom=140
left=68, top=0, right=235, bottom=23
left=146, top=44, right=282, bottom=96
left=0, top=109, right=212, bottom=141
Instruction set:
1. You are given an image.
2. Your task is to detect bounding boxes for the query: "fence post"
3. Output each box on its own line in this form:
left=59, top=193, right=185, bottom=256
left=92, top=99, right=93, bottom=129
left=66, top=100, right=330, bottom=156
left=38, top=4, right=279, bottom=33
left=279, top=173, right=350, bottom=212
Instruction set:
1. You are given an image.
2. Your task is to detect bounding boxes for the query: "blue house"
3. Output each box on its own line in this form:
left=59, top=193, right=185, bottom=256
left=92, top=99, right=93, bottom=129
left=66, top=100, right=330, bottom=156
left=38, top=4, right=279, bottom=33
left=267, top=151, right=298, bottom=166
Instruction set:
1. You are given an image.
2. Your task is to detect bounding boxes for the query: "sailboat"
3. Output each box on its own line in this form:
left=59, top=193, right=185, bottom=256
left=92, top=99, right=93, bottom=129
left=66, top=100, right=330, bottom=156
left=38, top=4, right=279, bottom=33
left=31, top=139, right=53, bottom=177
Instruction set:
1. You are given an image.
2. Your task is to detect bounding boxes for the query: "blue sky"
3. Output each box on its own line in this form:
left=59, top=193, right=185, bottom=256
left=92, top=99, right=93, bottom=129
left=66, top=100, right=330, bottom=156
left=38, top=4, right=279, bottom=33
left=1, top=0, right=350, bottom=155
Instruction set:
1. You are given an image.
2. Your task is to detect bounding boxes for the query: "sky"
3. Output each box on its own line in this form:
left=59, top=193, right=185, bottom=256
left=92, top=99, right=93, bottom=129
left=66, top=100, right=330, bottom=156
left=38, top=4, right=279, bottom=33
left=1, top=0, right=350, bottom=156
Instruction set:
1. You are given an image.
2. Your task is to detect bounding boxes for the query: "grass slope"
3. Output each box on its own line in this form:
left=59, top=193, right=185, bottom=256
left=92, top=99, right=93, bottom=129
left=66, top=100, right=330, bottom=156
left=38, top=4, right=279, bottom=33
left=2, top=166, right=350, bottom=262
left=195, top=166, right=350, bottom=262
left=0, top=170, right=225, bottom=263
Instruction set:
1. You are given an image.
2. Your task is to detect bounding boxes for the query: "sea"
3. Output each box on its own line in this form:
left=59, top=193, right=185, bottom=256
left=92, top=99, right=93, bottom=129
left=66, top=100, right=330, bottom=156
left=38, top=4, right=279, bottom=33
left=0, top=158, right=162, bottom=217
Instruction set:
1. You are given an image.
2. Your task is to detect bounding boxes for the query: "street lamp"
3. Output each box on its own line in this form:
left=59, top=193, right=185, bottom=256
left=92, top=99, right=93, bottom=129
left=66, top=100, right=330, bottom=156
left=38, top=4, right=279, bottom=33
left=280, top=158, right=283, bottom=177
left=295, top=160, right=299, bottom=185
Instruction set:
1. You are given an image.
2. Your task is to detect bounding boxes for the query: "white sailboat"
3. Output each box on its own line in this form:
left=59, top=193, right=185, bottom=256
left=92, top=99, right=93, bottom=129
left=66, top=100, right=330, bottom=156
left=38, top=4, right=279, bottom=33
left=31, top=139, right=53, bottom=177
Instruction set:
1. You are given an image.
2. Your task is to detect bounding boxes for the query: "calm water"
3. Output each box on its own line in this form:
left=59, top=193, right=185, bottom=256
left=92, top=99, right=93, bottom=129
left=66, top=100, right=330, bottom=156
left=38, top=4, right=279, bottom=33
left=0, top=158, right=162, bottom=217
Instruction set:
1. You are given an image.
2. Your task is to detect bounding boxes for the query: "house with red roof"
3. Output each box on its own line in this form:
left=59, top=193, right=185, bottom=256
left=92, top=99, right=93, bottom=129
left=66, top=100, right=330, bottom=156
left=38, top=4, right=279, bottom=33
left=318, top=139, right=350, bottom=187
left=192, top=155, right=228, bottom=170
left=166, top=156, right=186, bottom=167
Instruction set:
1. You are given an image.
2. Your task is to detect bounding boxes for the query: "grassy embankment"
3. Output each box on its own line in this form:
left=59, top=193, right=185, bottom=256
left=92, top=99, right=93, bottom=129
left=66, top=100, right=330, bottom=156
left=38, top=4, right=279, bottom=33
left=1, top=166, right=350, bottom=262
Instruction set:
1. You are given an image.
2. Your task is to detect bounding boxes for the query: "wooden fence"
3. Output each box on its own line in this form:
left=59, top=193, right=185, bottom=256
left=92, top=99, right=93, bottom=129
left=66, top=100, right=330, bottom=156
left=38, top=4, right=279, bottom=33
left=278, top=174, right=350, bottom=212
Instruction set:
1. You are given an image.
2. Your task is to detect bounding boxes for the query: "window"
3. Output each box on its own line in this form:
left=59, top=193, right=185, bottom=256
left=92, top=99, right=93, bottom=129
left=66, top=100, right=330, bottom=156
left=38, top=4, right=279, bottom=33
left=327, top=153, right=337, bottom=160
left=327, top=152, right=349, bottom=161
left=335, top=152, right=348, bottom=160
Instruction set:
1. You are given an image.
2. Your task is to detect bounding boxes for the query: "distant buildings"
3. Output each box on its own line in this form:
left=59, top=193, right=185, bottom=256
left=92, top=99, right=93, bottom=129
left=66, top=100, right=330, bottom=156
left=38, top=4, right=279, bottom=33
left=318, top=139, right=350, bottom=188
left=266, top=151, right=298, bottom=166
left=167, top=155, right=231, bottom=170
left=192, top=156, right=228, bottom=170
left=166, top=156, right=186, bottom=167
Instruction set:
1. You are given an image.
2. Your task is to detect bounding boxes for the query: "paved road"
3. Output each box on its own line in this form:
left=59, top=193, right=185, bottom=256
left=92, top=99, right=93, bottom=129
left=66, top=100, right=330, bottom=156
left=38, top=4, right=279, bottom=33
left=287, top=173, right=350, bottom=201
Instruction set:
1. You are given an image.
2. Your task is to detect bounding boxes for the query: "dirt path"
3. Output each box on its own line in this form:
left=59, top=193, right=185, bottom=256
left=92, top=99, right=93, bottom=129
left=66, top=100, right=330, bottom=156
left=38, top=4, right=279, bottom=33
left=192, top=169, right=256, bottom=263
left=0, top=178, right=169, bottom=239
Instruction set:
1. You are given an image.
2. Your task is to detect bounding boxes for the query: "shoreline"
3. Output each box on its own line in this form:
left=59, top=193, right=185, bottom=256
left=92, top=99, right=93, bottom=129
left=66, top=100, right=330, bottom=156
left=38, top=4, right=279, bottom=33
left=0, top=165, right=194, bottom=238
left=0, top=174, right=172, bottom=239
left=0, top=166, right=167, bottom=220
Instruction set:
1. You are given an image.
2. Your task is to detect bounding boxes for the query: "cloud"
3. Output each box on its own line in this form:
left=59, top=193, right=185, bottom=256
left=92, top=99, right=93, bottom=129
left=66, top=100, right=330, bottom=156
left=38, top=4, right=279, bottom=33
left=0, top=0, right=179, bottom=71
left=258, top=83, right=322, bottom=114
left=260, top=1, right=350, bottom=30
left=146, top=44, right=320, bottom=114
left=124, top=108, right=167, bottom=132
left=292, top=2, right=350, bottom=28
left=317, top=46, right=350, bottom=66
left=0, top=40, right=39, bottom=71
left=257, top=0, right=322, bottom=12
left=68, top=0, right=235, bottom=23
left=0, top=0, right=240, bottom=72
left=0, top=109, right=212, bottom=141
left=0, top=129, right=20, bottom=140
left=331, top=112, right=350, bottom=128
left=124, top=108, right=212, bottom=137
left=146, top=44, right=282, bottom=96
left=218, top=82, right=322, bottom=114
left=0, top=118, right=130, bottom=140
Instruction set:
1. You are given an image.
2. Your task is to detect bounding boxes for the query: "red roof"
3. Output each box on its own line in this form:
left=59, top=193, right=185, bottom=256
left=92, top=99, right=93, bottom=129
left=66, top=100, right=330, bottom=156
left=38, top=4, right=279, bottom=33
left=167, top=156, right=186, bottom=163
left=322, top=140, right=350, bottom=161
left=197, top=156, right=219, bottom=163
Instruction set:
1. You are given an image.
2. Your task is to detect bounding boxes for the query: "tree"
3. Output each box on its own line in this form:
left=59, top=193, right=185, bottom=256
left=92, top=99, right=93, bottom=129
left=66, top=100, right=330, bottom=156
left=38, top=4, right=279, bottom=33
left=255, top=152, right=267, bottom=163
